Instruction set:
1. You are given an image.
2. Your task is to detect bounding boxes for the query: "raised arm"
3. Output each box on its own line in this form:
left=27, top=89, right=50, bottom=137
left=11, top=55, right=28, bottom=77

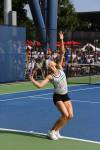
left=58, top=31, right=65, bottom=67
left=29, top=75, right=52, bottom=88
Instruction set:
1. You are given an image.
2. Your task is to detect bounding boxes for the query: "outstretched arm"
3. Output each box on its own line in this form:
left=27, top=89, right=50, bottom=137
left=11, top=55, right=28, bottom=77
left=29, top=75, right=52, bottom=88
left=58, top=31, right=65, bottom=67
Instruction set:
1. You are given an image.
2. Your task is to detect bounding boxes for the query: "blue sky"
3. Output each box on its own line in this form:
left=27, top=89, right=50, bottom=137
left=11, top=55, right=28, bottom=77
left=25, top=0, right=100, bottom=19
left=71, top=0, right=100, bottom=12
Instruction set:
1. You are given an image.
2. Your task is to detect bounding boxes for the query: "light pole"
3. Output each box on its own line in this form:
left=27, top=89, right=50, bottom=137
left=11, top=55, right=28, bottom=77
left=94, top=39, right=98, bottom=62
left=4, top=0, right=12, bottom=25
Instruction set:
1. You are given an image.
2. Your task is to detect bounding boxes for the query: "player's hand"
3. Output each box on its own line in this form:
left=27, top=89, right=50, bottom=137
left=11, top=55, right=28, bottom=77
left=29, top=74, right=33, bottom=81
left=59, top=31, right=64, bottom=40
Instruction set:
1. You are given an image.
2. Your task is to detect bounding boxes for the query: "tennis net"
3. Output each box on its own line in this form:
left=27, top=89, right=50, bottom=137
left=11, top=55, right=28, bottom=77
left=66, top=64, right=100, bottom=85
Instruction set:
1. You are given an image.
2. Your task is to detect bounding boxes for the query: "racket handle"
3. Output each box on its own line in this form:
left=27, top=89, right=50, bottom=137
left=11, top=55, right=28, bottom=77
left=29, top=67, right=33, bottom=75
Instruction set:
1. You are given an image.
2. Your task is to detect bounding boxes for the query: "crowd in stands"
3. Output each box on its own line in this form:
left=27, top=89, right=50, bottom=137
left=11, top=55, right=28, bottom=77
left=26, top=46, right=61, bottom=79
left=26, top=41, right=100, bottom=79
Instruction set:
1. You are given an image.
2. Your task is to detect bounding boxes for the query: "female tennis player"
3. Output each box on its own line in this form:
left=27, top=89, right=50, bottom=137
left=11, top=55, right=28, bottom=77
left=29, top=31, right=73, bottom=140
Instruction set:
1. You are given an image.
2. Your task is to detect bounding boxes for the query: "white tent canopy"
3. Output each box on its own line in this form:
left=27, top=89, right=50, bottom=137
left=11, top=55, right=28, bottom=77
left=81, top=43, right=100, bottom=52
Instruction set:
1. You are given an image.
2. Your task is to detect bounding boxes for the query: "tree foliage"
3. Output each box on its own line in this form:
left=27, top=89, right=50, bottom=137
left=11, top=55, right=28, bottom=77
left=0, top=0, right=35, bottom=39
left=12, top=0, right=28, bottom=25
left=0, top=0, right=3, bottom=24
left=0, top=0, right=79, bottom=39
left=58, top=0, right=79, bottom=31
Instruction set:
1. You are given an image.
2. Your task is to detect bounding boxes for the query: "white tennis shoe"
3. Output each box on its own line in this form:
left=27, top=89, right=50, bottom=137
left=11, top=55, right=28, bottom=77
left=48, top=130, right=58, bottom=140
left=55, top=130, right=63, bottom=139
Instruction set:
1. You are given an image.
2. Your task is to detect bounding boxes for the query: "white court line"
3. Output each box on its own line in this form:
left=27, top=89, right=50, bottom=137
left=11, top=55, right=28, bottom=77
left=72, top=100, right=100, bottom=104
left=0, top=86, right=100, bottom=103
left=0, top=88, right=53, bottom=96
left=0, top=95, right=100, bottom=104
left=26, top=96, right=100, bottom=104
left=69, top=86, right=100, bottom=93
left=0, top=84, right=88, bottom=96
left=0, top=94, right=51, bottom=102
left=0, top=128, right=100, bottom=145
left=28, top=97, right=100, bottom=104
left=0, top=85, right=100, bottom=96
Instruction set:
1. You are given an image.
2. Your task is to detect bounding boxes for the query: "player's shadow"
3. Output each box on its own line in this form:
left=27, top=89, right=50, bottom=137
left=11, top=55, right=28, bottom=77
left=0, top=130, right=49, bottom=140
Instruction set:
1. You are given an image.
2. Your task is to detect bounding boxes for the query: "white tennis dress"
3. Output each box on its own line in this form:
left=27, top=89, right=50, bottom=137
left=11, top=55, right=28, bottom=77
left=51, top=69, right=68, bottom=95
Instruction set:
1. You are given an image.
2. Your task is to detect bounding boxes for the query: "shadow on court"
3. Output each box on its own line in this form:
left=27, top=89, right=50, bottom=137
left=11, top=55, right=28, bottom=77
left=0, top=130, right=48, bottom=140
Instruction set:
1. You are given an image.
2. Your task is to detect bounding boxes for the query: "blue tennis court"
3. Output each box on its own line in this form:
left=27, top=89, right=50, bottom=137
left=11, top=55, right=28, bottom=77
left=0, top=84, right=100, bottom=143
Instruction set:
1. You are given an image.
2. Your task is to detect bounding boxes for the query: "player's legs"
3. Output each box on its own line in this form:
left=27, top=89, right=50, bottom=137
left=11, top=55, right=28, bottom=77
left=51, top=100, right=73, bottom=131
left=48, top=100, right=69, bottom=140
left=48, top=100, right=73, bottom=140
left=64, top=100, right=74, bottom=120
